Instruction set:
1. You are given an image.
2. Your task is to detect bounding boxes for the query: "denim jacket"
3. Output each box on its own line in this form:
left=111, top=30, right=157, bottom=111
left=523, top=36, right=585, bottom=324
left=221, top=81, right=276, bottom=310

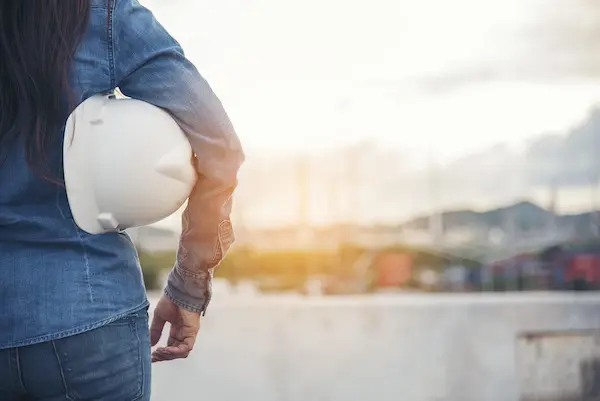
left=0, top=0, right=243, bottom=349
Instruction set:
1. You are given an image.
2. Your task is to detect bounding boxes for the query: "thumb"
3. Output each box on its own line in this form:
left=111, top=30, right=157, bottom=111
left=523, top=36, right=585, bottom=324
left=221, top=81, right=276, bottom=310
left=150, top=309, right=167, bottom=347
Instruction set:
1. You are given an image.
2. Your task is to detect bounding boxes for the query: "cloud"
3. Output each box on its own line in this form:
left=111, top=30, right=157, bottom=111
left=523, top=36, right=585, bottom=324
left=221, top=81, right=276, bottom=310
left=417, top=0, right=600, bottom=92
left=524, top=107, right=600, bottom=187
left=438, top=106, right=600, bottom=191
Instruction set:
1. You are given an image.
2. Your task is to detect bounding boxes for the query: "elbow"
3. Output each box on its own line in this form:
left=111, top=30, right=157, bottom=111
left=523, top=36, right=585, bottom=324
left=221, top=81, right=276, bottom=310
left=228, top=136, right=245, bottom=187
left=197, top=134, right=245, bottom=189
left=228, top=130, right=245, bottom=172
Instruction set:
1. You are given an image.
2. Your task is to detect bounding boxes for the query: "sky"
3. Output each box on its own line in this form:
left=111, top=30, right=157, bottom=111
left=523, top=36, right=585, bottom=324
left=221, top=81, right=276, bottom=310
left=141, top=0, right=600, bottom=164
left=139, top=0, right=600, bottom=228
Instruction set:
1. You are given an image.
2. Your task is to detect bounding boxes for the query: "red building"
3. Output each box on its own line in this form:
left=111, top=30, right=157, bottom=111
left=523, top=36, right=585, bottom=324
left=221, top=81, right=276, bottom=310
left=566, top=254, right=600, bottom=289
left=373, top=252, right=414, bottom=288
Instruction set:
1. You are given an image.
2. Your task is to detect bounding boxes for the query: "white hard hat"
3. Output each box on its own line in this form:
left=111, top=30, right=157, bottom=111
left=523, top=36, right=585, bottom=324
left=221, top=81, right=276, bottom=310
left=63, top=94, right=197, bottom=235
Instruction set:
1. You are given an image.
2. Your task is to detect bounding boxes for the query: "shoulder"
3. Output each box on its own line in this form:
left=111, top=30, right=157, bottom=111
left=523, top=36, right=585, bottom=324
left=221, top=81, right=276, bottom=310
left=112, top=0, right=180, bottom=52
left=70, top=0, right=117, bottom=96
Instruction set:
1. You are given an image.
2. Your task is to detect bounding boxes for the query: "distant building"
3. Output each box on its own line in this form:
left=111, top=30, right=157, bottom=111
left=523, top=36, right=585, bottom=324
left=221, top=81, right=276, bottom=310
left=441, top=264, right=468, bottom=291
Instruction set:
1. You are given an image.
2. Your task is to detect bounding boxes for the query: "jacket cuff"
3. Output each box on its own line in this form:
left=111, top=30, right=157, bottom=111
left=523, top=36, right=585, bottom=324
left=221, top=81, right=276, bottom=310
left=164, top=264, right=212, bottom=315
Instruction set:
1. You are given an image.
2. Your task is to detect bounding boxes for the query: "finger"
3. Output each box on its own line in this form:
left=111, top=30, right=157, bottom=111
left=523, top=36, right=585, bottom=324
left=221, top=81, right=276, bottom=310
left=152, top=349, right=172, bottom=363
left=168, top=336, right=185, bottom=347
left=152, top=353, right=171, bottom=363
left=167, top=336, right=184, bottom=348
left=149, top=310, right=167, bottom=347
left=167, top=324, right=183, bottom=347
left=182, top=320, right=200, bottom=346
left=166, top=318, right=198, bottom=350
left=152, top=347, right=188, bottom=363
left=161, top=342, right=191, bottom=359
left=152, top=311, right=201, bottom=361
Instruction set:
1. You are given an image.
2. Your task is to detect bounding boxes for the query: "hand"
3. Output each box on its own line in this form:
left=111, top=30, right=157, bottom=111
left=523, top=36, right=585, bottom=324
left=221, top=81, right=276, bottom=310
left=150, top=295, right=201, bottom=363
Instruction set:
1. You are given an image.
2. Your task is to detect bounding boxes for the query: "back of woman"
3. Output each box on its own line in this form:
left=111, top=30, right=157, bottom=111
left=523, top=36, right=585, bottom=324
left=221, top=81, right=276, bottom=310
left=0, top=1, right=243, bottom=400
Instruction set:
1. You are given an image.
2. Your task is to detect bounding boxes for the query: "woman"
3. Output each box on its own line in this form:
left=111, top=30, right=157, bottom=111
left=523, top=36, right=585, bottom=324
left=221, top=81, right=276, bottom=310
left=0, top=1, right=243, bottom=400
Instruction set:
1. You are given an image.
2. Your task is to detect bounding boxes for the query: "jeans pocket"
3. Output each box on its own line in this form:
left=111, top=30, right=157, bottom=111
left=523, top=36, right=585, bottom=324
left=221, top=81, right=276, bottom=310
left=53, top=311, right=151, bottom=401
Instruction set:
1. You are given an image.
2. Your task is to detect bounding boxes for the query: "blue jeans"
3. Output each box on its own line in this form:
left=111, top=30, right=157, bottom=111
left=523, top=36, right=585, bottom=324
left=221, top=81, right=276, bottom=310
left=0, top=308, right=152, bottom=401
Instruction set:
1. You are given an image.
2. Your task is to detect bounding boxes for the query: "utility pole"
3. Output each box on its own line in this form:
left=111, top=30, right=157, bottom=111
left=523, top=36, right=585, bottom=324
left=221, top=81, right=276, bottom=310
left=428, top=145, right=443, bottom=249
left=295, top=155, right=311, bottom=248
left=343, top=144, right=361, bottom=243
left=230, top=192, right=248, bottom=287
left=332, top=144, right=362, bottom=286
left=547, top=179, right=559, bottom=241
left=591, top=175, right=600, bottom=237
left=593, top=120, right=600, bottom=238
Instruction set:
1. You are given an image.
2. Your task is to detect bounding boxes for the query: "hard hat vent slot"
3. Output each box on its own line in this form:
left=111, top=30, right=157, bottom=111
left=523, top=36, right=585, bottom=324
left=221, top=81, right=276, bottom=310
left=97, top=213, right=120, bottom=231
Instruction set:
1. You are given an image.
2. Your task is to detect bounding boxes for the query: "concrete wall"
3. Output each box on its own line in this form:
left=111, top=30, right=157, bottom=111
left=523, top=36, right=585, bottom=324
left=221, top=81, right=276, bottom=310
left=517, top=329, right=600, bottom=401
left=150, top=293, right=600, bottom=401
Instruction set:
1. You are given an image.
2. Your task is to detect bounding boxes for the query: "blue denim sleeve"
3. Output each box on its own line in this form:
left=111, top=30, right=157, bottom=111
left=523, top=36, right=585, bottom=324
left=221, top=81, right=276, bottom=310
left=112, top=0, right=244, bottom=315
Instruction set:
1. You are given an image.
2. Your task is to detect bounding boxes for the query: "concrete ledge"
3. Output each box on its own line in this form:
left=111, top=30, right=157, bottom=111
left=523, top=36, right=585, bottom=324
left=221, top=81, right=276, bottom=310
left=149, top=293, right=600, bottom=401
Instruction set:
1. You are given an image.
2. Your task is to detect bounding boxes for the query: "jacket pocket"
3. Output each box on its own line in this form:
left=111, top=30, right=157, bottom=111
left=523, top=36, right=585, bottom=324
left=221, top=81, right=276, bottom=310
left=213, top=219, right=235, bottom=267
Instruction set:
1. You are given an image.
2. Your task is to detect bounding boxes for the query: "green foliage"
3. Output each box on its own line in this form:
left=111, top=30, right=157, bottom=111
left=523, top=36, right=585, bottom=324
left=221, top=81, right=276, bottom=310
left=213, top=243, right=478, bottom=291
left=138, top=250, right=175, bottom=290
left=138, top=243, right=485, bottom=293
left=214, top=247, right=339, bottom=286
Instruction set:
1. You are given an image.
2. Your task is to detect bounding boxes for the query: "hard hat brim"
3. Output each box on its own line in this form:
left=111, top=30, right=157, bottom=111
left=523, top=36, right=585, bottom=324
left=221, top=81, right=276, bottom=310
left=63, top=95, right=108, bottom=235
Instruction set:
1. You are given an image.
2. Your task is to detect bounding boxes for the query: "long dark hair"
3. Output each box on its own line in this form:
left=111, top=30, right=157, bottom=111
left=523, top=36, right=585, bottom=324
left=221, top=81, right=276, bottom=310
left=0, top=1, right=91, bottom=182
